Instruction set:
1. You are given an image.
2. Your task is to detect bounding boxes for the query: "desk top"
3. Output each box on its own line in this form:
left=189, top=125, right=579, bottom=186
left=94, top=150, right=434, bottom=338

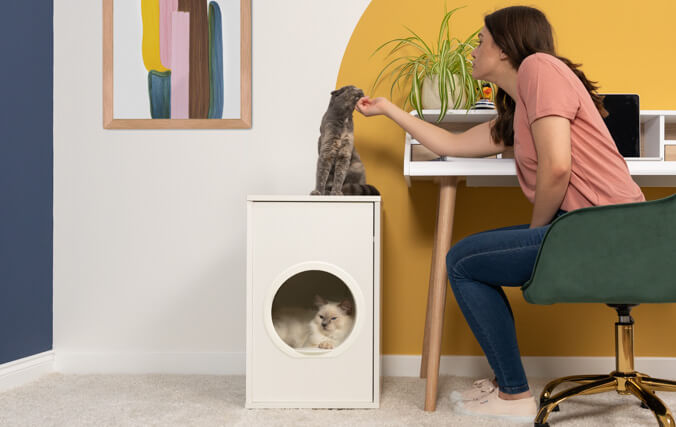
left=403, top=109, right=676, bottom=187
left=407, top=109, right=676, bottom=123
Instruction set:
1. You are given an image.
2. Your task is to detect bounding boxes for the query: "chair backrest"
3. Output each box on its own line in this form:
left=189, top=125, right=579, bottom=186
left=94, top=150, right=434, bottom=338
left=522, top=194, right=676, bottom=305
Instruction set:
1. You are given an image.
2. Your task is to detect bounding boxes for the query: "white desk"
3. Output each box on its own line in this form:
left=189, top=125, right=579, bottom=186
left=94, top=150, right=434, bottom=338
left=406, top=109, right=676, bottom=411
left=405, top=110, right=676, bottom=186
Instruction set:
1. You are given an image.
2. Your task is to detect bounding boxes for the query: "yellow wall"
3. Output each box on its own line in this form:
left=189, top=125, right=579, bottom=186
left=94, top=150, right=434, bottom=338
left=337, top=0, right=676, bottom=356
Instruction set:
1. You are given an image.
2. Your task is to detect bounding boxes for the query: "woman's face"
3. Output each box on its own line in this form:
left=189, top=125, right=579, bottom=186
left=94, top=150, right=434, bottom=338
left=471, top=27, right=502, bottom=81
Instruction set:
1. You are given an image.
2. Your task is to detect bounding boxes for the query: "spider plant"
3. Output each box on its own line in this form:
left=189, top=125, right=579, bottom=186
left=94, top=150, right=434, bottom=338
left=370, top=5, right=494, bottom=122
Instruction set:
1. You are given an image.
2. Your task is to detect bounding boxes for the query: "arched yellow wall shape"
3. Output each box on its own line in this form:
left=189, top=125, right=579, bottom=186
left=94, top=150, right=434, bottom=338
left=337, top=0, right=676, bottom=357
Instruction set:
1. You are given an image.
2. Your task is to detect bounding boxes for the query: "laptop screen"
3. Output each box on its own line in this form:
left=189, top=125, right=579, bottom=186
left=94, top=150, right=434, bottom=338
left=600, top=94, right=640, bottom=157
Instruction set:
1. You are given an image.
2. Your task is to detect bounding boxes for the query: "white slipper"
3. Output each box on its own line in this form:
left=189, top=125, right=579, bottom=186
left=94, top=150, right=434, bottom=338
left=454, top=387, right=537, bottom=423
left=449, top=378, right=496, bottom=403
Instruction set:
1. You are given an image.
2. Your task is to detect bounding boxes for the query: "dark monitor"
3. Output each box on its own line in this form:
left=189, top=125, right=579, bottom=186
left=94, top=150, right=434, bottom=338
left=600, top=94, right=640, bottom=157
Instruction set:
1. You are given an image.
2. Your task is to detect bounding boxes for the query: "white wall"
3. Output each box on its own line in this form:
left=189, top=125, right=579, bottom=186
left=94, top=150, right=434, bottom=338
left=54, top=0, right=371, bottom=374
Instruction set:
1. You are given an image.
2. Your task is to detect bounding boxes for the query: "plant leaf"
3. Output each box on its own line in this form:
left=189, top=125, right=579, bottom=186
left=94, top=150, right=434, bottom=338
left=436, top=41, right=449, bottom=122
left=412, top=63, right=423, bottom=118
left=442, top=67, right=457, bottom=121
left=370, top=55, right=416, bottom=95
left=372, top=37, right=426, bottom=60
left=437, top=6, right=465, bottom=52
left=385, top=38, right=427, bottom=58
left=389, top=62, right=416, bottom=100
left=403, top=25, right=435, bottom=56
left=438, top=75, right=448, bottom=123
left=456, top=54, right=468, bottom=109
left=462, top=27, right=481, bottom=46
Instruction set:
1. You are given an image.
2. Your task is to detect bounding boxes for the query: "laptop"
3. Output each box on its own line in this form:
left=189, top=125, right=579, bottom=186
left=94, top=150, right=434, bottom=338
left=600, top=93, right=641, bottom=158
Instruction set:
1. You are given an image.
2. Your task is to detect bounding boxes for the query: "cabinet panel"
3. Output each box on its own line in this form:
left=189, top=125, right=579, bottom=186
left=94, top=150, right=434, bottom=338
left=248, top=201, right=375, bottom=405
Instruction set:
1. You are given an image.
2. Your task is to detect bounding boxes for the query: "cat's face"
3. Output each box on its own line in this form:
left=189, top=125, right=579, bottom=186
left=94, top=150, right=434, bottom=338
left=313, top=295, right=353, bottom=335
left=330, top=85, right=365, bottom=110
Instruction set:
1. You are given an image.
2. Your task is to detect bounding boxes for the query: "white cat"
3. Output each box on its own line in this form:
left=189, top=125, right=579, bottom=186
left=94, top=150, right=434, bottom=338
left=272, top=295, right=354, bottom=350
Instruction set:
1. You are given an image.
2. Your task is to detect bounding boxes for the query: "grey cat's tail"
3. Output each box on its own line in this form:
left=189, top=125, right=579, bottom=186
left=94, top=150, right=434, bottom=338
left=341, top=184, right=380, bottom=196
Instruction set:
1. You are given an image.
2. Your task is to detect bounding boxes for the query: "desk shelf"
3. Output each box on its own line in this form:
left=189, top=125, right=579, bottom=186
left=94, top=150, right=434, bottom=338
left=404, top=109, right=676, bottom=187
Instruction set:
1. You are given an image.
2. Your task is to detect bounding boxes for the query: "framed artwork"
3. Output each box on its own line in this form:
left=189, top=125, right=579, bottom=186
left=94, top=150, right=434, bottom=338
left=103, top=0, right=251, bottom=129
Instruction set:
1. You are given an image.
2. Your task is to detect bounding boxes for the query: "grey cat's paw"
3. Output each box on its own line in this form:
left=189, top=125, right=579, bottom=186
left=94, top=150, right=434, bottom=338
left=310, top=190, right=321, bottom=195
left=318, top=341, right=334, bottom=349
left=329, top=190, right=343, bottom=196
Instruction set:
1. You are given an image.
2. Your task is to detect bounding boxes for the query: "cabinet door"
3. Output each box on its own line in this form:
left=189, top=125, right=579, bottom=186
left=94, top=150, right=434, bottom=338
left=251, top=202, right=374, bottom=403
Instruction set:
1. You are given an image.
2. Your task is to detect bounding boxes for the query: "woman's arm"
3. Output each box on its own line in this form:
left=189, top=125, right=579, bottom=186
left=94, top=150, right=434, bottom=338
left=529, top=115, right=572, bottom=228
left=356, top=96, right=506, bottom=157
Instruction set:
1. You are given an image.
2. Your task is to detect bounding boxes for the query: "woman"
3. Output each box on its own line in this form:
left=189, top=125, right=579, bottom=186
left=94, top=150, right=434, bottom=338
left=356, top=5, right=645, bottom=422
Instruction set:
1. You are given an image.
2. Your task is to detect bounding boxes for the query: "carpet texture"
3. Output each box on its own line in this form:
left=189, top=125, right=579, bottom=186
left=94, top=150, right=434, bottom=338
left=1, top=374, right=673, bottom=426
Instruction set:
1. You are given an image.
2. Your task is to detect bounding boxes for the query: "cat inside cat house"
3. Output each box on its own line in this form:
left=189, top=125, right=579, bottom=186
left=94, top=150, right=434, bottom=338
left=271, top=270, right=356, bottom=352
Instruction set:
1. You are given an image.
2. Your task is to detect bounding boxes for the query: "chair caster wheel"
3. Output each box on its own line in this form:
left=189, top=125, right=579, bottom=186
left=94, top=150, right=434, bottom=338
left=534, top=423, right=550, bottom=427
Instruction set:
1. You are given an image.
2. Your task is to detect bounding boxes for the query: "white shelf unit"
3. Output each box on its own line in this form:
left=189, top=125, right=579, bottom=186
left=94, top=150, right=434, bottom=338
left=404, top=109, right=676, bottom=187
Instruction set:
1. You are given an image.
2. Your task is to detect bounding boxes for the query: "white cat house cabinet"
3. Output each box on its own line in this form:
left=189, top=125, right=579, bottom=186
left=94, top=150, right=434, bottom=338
left=246, top=195, right=381, bottom=408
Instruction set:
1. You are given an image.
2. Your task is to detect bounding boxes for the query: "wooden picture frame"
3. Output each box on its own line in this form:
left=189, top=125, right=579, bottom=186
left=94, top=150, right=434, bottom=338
left=103, top=0, right=251, bottom=129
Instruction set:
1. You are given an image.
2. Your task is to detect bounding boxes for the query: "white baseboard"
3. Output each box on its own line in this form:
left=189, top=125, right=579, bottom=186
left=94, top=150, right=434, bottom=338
left=0, top=351, right=55, bottom=391
left=383, top=355, right=676, bottom=379
left=54, top=351, right=245, bottom=375
left=53, top=351, right=676, bottom=380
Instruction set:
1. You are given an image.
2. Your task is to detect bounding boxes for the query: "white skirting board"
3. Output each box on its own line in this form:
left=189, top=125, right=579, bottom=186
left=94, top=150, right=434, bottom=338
left=0, top=351, right=55, bottom=392
left=381, top=355, right=676, bottom=380
left=53, top=352, right=245, bottom=375
left=41, top=352, right=676, bottom=380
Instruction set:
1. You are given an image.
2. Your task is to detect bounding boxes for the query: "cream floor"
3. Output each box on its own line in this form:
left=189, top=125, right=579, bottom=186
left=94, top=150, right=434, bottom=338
left=1, top=373, right=673, bottom=426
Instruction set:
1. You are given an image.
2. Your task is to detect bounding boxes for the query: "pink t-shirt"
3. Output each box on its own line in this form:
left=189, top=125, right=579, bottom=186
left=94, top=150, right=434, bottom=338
left=513, top=52, right=645, bottom=211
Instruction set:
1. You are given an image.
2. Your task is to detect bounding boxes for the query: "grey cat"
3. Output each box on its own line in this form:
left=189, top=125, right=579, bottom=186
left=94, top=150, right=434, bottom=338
left=311, top=85, right=379, bottom=196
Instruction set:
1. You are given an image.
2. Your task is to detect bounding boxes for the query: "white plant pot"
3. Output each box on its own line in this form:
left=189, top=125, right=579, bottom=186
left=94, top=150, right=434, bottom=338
left=421, top=73, right=468, bottom=110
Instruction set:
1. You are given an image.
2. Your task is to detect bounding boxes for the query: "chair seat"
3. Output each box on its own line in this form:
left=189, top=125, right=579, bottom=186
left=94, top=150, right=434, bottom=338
left=522, top=194, right=676, bottom=305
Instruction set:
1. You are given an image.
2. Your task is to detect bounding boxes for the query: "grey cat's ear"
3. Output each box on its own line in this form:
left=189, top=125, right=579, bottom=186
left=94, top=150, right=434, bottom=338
left=338, top=299, right=353, bottom=315
left=314, top=294, right=328, bottom=308
left=331, top=86, right=348, bottom=97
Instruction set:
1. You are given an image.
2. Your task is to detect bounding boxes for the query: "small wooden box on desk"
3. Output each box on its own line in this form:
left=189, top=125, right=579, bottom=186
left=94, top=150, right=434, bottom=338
left=404, top=108, right=676, bottom=412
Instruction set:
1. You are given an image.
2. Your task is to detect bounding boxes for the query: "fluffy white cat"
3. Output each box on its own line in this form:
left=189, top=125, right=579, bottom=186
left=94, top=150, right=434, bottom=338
left=272, top=295, right=354, bottom=350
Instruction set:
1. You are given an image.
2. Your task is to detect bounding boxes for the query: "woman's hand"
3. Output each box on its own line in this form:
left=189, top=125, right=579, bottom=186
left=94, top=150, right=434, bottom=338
left=355, top=96, right=390, bottom=117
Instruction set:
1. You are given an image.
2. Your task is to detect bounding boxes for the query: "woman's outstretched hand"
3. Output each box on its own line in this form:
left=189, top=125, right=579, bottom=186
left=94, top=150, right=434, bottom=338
left=355, top=96, right=390, bottom=117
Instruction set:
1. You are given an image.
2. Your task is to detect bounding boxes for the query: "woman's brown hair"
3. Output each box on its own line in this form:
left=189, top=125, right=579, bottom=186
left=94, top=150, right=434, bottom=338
left=484, top=6, right=608, bottom=147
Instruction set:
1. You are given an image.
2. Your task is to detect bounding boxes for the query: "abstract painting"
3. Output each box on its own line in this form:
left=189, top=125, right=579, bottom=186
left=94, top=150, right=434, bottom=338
left=103, top=0, right=251, bottom=129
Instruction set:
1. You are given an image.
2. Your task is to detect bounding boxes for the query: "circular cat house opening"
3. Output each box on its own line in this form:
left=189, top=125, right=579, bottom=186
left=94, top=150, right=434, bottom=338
left=266, top=265, right=361, bottom=357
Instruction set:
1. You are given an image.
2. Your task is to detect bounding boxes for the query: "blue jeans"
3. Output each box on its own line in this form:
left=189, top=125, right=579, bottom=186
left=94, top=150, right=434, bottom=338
left=446, top=209, right=567, bottom=394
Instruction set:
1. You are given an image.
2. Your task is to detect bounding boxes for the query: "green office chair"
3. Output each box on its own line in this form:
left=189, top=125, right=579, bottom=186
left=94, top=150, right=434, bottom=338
left=521, top=193, right=676, bottom=427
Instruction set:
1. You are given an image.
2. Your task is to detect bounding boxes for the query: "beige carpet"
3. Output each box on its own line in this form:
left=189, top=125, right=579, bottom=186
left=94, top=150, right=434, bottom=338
left=1, top=374, right=673, bottom=426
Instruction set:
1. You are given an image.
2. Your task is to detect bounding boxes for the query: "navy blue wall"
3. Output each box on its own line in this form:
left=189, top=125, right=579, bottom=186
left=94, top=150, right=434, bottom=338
left=0, top=1, right=53, bottom=364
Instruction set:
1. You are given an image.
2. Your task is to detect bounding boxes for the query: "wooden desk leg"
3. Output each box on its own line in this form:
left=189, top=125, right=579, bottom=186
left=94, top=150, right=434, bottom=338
left=420, top=180, right=442, bottom=379
left=421, top=176, right=458, bottom=411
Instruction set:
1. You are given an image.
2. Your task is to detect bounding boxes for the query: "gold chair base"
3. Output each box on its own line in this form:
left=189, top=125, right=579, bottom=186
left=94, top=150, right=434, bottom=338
left=536, top=371, right=676, bottom=426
